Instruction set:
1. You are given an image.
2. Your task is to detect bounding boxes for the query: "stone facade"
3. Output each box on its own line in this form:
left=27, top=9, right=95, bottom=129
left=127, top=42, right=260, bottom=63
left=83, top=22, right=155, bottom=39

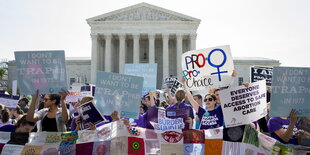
left=87, top=3, right=201, bottom=87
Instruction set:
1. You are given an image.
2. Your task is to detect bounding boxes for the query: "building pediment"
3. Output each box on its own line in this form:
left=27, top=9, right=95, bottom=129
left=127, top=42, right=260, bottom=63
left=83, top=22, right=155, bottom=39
left=87, top=3, right=200, bottom=23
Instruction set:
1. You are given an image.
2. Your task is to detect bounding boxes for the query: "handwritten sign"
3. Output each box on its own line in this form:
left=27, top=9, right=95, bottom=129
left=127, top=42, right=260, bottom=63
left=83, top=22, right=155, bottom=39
left=220, top=80, right=267, bottom=127
left=14, top=50, right=67, bottom=95
left=77, top=101, right=106, bottom=129
left=270, top=67, right=310, bottom=117
left=182, top=45, right=234, bottom=91
left=153, top=109, right=184, bottom=131
left=251, top=66, right=273, bottom=86
left=94, top=71, right=143, bottom=118
left=124, top=63, right=157, bottom=92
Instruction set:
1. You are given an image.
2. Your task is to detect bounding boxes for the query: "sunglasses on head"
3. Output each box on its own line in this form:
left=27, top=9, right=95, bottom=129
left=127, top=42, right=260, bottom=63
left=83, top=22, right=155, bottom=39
left=204, top=98, right=214, bottom=102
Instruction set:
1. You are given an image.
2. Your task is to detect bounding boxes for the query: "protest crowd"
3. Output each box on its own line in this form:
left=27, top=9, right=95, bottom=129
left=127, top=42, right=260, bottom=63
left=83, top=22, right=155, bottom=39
left=0, top=48, right=310, bottom=154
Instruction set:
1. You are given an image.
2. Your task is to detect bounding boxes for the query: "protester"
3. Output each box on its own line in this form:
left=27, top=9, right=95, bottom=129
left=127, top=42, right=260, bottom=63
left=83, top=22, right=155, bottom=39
left=165, top=89, right=194, bottom=129
left=0, top=115, right=35, bottom=132
left=186, top=91, right=224, bottom=130
left=18, top=98, right=29, bottom=113
left=26, top=90, right=69, bottom=132
left=12, top=105, right=24, bottom=122
left=1, top=108, right=15, bottom=125
left=268, top=109, right=310, bottom=145
left=193, top=94, right=203, bottom=129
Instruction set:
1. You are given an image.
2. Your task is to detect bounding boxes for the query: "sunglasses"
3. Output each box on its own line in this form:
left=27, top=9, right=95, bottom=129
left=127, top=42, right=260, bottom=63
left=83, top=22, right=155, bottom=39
left=43, top=98, right=51, bottom=101
left=204, top=98, right=214, bottom=102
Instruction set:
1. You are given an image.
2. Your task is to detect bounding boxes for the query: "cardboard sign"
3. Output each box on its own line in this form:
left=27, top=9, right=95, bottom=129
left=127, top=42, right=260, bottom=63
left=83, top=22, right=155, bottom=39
left=220, top=80, right=267, bottom=127
left=250, top=66, right=273, bottom=86
left=170, top=80, right=184, bottom=97
left=77, top=101, right=107, bottom=129
left=162, top=77, right=177, bottom=89
left=270, top=66, right=310, bottom=117
left=94, top=71, right=143, bottom=118
left=124, top=63, right=157, bottom=92
left=14, top=50, right=67, bottom=95
left=182, top=45, right=234, bottom=91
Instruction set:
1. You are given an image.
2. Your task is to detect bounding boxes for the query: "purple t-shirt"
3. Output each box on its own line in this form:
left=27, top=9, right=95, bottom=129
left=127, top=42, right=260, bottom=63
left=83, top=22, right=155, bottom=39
left=267, top=117, right=298, bottom=145
left=165, top=102, right=195, bottom=129
left=197, top=106, right=224, bottom=130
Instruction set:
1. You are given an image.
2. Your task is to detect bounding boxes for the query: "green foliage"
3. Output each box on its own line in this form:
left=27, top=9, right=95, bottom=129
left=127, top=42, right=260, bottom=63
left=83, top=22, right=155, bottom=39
left=0, top=68, right=5, bottom=80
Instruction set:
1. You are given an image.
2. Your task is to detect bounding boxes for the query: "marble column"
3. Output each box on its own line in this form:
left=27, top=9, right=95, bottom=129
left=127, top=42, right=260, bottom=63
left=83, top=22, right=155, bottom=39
left=190, top=33, right=197, bottom=50
left=105, top=33, right=112, bottom=72
left=90, top=33, right=98, bottom=84
left=133, top=34, right=140, bottom=63
left=162, top=33, right=169, bottom=78
left=176, top=34, right=183, bottom=79
left=119, top=34, right=126, bottom=73
left=148, top=33, right=155, bottom=63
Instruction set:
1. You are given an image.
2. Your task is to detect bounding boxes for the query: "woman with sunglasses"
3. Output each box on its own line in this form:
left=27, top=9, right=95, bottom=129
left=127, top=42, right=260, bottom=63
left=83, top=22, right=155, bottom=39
left=186, top=90, right=224, bottom=129
left=26, top=90, right=69, bottom=132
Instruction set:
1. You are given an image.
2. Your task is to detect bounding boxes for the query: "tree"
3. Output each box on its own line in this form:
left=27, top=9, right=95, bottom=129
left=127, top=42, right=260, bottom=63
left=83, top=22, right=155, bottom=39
left=0, top=68, right=5, bottom=80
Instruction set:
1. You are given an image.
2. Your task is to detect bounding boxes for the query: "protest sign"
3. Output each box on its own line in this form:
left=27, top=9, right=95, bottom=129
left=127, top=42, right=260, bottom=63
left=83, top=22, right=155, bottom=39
left=182, top=45, right=234, bottom=91
left=170, top=80, right=184, bottom=97
left=162, top=77, right=177, bottom=89
left=166, top=107, right=191, bottom=119
left=0, top=98, right=18, bottom=108
left=12, top=80, right=17, bottom=96
left=124, top=63, right=157, bottom=92
left=270, top=66, right=310, bottom=117
left=250, top=66, right=273, bottom=86
left=77, top=101, right=106, bottom=129
left=220, top=80, right=267, bottom=127
left=94, top=71, right=143, bottom=118
left=14, top=50, right=67, bottom=95
left=156, top=109, right=184, bottom=131
left=66, top=91, right=82, bottom=103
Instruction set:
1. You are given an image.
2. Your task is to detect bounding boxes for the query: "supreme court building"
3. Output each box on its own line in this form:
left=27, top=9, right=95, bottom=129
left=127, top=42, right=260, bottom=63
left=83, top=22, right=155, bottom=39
left=87, top=3, right=200, bottom=86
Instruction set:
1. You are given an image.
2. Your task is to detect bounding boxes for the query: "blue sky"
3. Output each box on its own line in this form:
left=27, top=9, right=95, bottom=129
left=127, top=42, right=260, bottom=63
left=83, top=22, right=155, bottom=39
left=1, top=0, right=309, bottom=67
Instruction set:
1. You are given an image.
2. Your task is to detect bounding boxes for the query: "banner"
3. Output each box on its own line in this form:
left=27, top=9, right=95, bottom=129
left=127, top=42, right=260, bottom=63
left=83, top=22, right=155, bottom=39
left=270, top=66, right=310, bottom=117
left=0, top=123, right=309, bottom=155
left=250, top=66, right=273, bottom=86
left=94, top=71, right=143, bottom=118
left=124, top=63, right=157, bottom=92
left=77, top=101, right=106, bottom=129
left=14, top=50, right=67, bottom=95
left=182, top=45, right=234, bottom=91
left=220, top=80, right=267, bottom=127
left=0, top=97, right=18, bottom=108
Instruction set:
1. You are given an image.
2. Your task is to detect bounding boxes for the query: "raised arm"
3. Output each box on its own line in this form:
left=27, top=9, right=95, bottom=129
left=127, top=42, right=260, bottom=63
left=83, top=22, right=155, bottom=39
left=26, top=90, right=40, bottom=122
left=59, top=90, right=69, bottom=123
left=185, top=89, right=200, bottom=113
left=274, top=109, right=298, bottom=143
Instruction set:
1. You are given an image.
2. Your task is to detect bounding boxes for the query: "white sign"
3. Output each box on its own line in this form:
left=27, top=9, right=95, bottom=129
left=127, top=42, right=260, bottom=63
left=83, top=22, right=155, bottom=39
left=12, top=80, right=17, bottom=96
left=220, top=80, right=267, bottom=127
left=182, top=45, right=234, bottom=91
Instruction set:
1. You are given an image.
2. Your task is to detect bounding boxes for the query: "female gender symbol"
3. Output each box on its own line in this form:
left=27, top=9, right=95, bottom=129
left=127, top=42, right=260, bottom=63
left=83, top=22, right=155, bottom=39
left=207, top=48, right=228, bottom=81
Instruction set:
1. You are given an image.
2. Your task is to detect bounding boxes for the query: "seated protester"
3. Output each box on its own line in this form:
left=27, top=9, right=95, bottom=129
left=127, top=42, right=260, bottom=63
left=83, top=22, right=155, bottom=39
left=186, top=91, right=224, bottom=130
left=268, top=109, right=310, bottom=145
left=166, top=89, right=194, bottom=129
left=0, top=115, right=35, bottom=132
left=26, top=90, right=69, bottom=132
